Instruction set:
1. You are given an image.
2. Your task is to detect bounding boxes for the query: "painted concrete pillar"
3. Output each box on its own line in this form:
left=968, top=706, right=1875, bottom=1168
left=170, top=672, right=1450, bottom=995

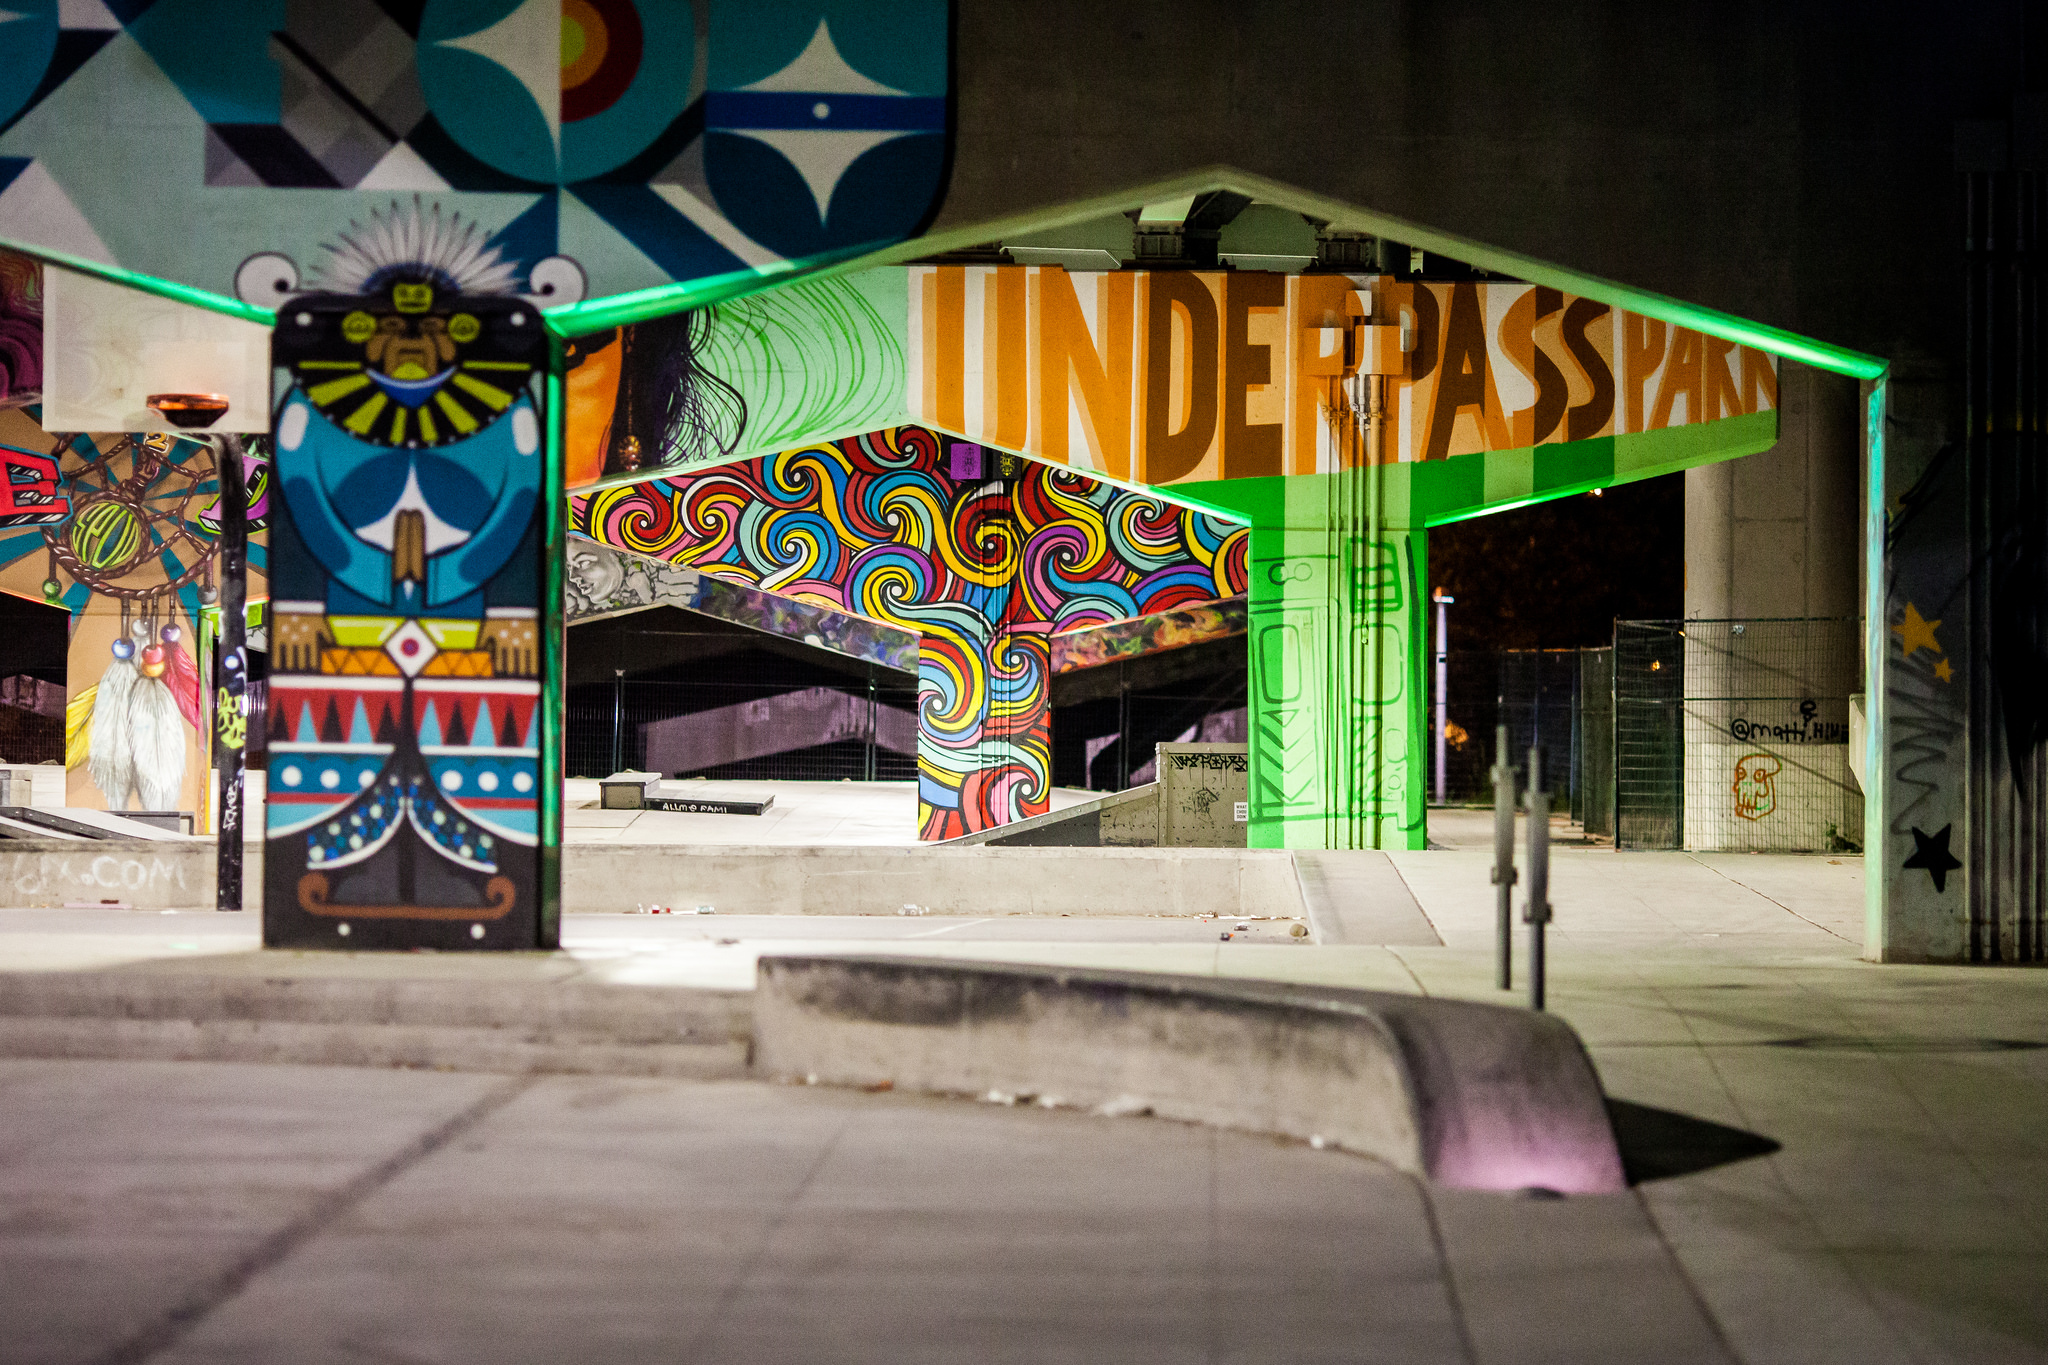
left=1246, top=471, right=1426, bottom=851
left=915, top=618, right=1053, bottom=842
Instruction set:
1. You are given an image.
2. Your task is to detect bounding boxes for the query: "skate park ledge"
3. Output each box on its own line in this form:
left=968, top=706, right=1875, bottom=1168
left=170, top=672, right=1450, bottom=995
left=0, top=838, right=1305, bottom=917
left=0, top=951, right=1626, bottom=1194
left=756, top=956, right=1626, bottom=1193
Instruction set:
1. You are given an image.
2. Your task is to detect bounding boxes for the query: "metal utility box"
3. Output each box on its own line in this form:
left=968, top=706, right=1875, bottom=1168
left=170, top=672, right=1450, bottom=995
left=600, top=771, right=662, bottom=809
left=1155, top=743, right=1249, bottom=848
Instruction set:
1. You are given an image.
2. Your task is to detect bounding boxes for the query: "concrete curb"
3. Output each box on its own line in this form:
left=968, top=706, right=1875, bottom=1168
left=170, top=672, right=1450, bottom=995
left=940, top=783, right=1159, bottom=846
left=3, top=839, right=1303, bottom=918
left=752, top=955, right=1626, bottom=1194
left=0, top=972, right=751, bottom=1078
left=1, top=839, right=253, bottom=909
left=559, top=843, right=1302, bottom=917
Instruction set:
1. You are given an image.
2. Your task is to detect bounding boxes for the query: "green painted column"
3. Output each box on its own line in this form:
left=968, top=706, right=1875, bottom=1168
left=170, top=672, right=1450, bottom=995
left=1245, top=470, right=1427, bottom=851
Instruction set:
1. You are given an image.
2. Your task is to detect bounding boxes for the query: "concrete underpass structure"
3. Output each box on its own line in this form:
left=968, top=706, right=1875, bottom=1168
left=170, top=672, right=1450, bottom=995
left=563, top=176, right=1802, bottom=863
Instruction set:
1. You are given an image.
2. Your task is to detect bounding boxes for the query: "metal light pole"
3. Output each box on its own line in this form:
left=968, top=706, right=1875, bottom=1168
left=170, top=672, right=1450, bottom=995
left=611, top=668, right=625, bottom=773
left=1433, top=590, right=1453, bottom=806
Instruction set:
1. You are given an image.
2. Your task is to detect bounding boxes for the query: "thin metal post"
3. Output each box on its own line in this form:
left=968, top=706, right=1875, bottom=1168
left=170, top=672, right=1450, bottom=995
left=865, top=664, right=877, bottom=782
left=1491, top=723, right=1517, bottom=990
left=1433, top=591, right=1453, bottom=806
left=610, top=668, right=625, bottom=773
left=1525, top=742, right=1551, bottom=1011
left=1117, top=664, right=1131, bottom=790
left=212, top=435, right=247, bottom=913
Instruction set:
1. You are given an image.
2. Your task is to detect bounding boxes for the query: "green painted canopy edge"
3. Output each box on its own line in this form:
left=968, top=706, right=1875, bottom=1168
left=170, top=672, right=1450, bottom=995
left=1172, top=409, right=1781, bottom=529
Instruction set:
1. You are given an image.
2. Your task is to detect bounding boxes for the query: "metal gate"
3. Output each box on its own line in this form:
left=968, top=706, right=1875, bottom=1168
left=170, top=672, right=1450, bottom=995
left=1614, top=622, right=1685, bottom=849
left=1575, top=647, right=1614, bottom=836
left=1613, top=618, right=1863, bottom=851
left=1678, top=617, right=1862, bottom=852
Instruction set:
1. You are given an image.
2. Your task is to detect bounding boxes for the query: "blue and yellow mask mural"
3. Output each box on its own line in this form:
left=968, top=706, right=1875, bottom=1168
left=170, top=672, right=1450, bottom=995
left=265, top=204, right=546, bottom=948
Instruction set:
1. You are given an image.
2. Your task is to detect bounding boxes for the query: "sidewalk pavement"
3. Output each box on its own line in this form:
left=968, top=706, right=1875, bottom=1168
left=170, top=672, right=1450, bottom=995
left=2, top=814, right=2045, bottom=1362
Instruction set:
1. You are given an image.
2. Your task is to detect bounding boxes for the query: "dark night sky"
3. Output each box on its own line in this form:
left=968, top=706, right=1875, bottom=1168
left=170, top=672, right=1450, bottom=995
left=1424, top=471, right=1684, bottom=653
left=0, top=593, right=67, bottom=682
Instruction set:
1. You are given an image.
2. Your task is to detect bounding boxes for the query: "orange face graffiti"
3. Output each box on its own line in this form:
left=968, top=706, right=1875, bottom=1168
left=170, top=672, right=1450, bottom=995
left=1732, top=752, right=1781, bottom=820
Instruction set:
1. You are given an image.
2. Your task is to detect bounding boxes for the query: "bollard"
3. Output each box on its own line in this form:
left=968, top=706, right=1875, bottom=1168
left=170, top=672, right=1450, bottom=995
left=1524, top=744, right=1551, bottom=1011
left=1490, top=723, right=1517, bottom=990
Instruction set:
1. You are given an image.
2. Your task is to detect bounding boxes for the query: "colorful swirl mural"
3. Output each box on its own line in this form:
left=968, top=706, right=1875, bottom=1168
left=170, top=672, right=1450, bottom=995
left=570, top=427, right=1250, bottom=839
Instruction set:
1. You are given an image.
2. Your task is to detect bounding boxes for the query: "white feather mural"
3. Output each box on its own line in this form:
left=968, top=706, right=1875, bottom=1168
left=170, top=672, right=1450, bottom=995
left=83, top=619, right=198, bottom=812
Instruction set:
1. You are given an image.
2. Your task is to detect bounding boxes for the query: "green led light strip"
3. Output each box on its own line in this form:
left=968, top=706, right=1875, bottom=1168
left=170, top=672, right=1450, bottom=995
left=15, top=166, right=1884, bottom=382
left=711, top=166, right=1893, bottom=382
left=0, top=239, right=278, bottom=326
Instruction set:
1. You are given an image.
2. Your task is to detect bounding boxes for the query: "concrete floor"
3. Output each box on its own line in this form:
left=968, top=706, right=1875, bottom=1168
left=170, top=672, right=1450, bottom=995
left=4, top=816, right=2048, bottom=1360
left=0, top=1060, right=1734, bottom=1365
left=561, top=778, right=1100, bottom=847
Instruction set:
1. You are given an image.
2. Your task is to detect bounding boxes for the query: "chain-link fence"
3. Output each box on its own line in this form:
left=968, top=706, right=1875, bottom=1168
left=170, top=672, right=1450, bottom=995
left=1615, top=622, right=1685, bottom=849
left=0, top=706, right=61, bottom=766
left=1614, top=618, right=1862, bottom=852
left=1576, top=647, right=1614, bottom=836
left=1051, top=672, right=1248, bottom=791
left=1435, top=648, right=1591, bottom=809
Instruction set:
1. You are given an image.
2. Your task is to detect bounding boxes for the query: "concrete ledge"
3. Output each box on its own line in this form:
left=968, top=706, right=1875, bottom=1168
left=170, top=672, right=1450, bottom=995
left=1, top=839, right=1302, bottom=918
left=561, top=843, right=1302, bottom=917
left=752, top=956, right=1626, bottom=1194
left=0, top=1017, right=749, bottom=1078
left=0, top=972, right=752, bottom=1078
left=942, top=783, right=1159, bottom=846
left=0, top=838, right=251, bottom=908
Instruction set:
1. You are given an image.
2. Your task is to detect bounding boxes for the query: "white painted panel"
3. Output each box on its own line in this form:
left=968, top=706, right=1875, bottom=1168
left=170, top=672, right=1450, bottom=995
left=41, top=268, right=271, bottom=433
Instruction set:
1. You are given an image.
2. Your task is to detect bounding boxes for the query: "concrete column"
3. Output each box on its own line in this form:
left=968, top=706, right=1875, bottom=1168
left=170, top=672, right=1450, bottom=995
left=1246, top=471, right=1426, bottom=851
left=1685, top=361, right=1859, bottom=620
left=1680, top=361, right=1863, bottom=852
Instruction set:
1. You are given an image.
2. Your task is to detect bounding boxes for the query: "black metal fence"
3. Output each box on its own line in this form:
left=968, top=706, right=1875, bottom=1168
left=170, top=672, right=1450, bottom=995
left=1610, top=618, right=1863, bottom=852
left=1435, top=648, right=1591, bottom=809
left=1576, top=648, right=1614, bottom=837
left=1614, top=622, right=1686, bottom=849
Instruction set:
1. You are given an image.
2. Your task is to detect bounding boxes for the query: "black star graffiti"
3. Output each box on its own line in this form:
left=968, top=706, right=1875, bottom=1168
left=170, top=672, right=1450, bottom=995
left=1903, top=824, right=1963, bottom=894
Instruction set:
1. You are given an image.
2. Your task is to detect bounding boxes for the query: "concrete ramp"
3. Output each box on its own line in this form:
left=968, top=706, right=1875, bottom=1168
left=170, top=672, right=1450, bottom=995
left=1294, top=850, right=1442, bottom=945
left=754, top=955, right=1626, bottom=1193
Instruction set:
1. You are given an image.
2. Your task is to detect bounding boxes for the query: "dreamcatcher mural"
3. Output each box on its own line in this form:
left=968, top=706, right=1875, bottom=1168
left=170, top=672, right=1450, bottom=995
left=0, top=406, right=271, bottom=813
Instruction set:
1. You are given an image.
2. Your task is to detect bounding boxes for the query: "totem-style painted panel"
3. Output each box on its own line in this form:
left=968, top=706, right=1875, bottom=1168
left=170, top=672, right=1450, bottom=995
left=263, top=211, right=549, bottom=949
left=571, top=427, right=1248, bottom=839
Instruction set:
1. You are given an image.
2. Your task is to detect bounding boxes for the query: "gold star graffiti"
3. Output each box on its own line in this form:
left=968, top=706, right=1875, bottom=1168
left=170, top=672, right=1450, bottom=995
left=1893, top=603, right=1944, bottom=660
left=1934, top=658, right=1954, bottom=683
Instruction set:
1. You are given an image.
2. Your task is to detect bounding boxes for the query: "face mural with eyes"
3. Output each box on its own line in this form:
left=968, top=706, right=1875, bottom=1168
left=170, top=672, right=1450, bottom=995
left=289, top=274, right=537, bottom=452
left=1732, top=753, right=1781, bottom=821
left=366, top=312, right=455, bottom=380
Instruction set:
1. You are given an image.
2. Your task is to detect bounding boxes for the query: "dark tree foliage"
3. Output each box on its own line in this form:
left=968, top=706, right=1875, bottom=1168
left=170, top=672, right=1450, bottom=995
left=1426, top=472, right=1683, bottom=651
